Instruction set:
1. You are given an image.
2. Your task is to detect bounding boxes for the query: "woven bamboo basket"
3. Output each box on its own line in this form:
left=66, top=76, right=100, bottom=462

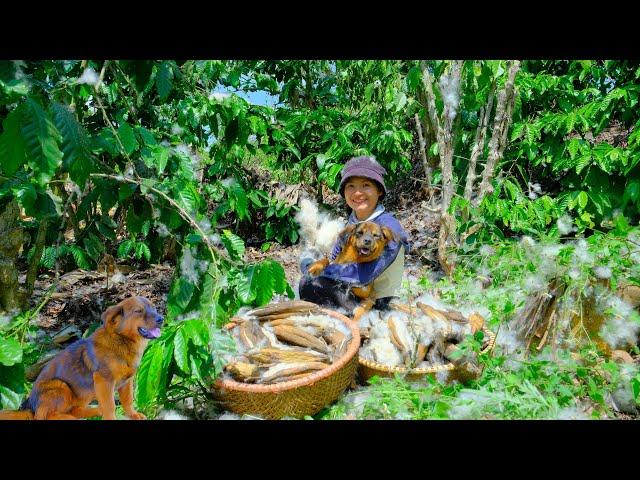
left=358, top=327, right=496, bottom=383
left=212, top=308, right=360, bottom=419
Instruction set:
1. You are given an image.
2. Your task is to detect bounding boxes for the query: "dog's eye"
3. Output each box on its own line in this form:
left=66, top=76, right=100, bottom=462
left=134, top=309, right=143, bottom=314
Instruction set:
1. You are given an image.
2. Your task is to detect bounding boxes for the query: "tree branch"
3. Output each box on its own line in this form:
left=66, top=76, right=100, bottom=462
left=476, top=60, right=521, bottom=206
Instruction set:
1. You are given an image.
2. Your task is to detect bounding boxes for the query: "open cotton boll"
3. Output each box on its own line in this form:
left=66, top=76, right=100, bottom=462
left=359, top=309, right=382, bottom=330
left=362, top=338, right=403, bottom=366
left=599, top=302, right=640, bottom=350
left=414, top=293, right=453, bottom=312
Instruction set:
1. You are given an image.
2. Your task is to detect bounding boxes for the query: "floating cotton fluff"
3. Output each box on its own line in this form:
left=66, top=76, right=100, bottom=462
left=572, top=238, right=593, bottom=265
left=494, top=325, right=524, bottom=356
left=599, top=296, right=640, bottom=349
left=593, top=265, right=612, bottom=279
left=555, top=405, right=590, bottom=420
left=77, top=67, right=99, bottom=86
left=557, top=214, right=575, bottom=236
left=479, top=245, right=495, bottom=257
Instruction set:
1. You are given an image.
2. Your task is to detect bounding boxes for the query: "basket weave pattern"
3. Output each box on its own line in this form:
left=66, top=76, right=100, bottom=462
left=358, top=327, right=496, bottom=383
left=213, top=309, right=360, bottom=419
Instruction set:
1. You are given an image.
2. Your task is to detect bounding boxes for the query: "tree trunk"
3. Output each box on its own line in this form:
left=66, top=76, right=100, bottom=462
left=26, top=218, right=48, bottom=298
left=476, top=61, right=521, bottom=206
left=463, top=89, right=495, bottom=207
left=421, top=60, right=464, bottom=276
left=414, top=113, right=432, bottom=193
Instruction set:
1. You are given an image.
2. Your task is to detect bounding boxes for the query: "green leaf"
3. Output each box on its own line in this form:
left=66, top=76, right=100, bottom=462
left=172, top=277, right=195, bottom=311
left=21, top=98, right=63, bottom=184
left=0, top=336, right=22, bottom=366
left=394, top=92, right=407, bottom=112
left=135, top=340, right=165, bottom=408
left=0, top=104, right=27, bottom=175
left=40, top=246, right=56, bottom=269
left=253, top=264, right=273, bottom=306
left=174, top=182, right=200, bottom=214
left=236, top=265, right=257, bottom=304
left=264, top=259, right=288, bottom=294
left=221, top=229, right=245, bottom=261
left=83, top=234, right=104, bottom=261
left=632, top=375, right=640, bottom=401
left=0, top=362, right=25, bottom=410
left=12, top=182, right=36, bottom=211
left=173, top=327, right=189, bottom=373
left=69, top=245, right=91, bottom=269
left=117, top=239, right=135, bottom=258
left=578, top=191, right=588, bottom=210
left=136, top=242, right=151, bottom=261
left=51, top=103, right=94, bottom=187
left=136, top=126, right=158, bottom=146
left=126, top=205, right=144, bottom=234
left=131, top=60, right=154, bottom=93
left=622, top=179, right=640, bottom=208
left=182, top=318, right=209, bottom=347
left=118, top=122, right=138, bottom=155
left=156, top=62, right=173, bottom=101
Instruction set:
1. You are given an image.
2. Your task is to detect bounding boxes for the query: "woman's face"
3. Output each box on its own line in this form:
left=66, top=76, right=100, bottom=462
left=344, top=176, right=381, bottom=221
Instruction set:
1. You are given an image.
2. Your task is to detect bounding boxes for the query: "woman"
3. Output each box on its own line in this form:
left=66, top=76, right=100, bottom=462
left=299, top=156, right=410, bottom=312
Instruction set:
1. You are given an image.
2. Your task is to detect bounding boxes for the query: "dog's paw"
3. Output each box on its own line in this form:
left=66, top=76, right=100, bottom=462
left=126, top=410, right=147, bottom=420
left=307, top=262, right=325, bottom=276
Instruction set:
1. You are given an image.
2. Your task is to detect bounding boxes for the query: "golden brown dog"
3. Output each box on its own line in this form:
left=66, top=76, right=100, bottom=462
left=0, top=296, right=163, bottom=420
left=307, top=221, right=396, bottom=321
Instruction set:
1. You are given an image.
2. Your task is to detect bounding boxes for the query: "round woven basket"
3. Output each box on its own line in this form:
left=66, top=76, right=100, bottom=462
left=358, top=327, right=496, bottom=383
left=212, top=308, right=360, bottom=419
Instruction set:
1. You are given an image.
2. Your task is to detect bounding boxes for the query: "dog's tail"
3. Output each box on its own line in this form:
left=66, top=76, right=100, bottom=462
left=0, top=409, right=34, bottom=420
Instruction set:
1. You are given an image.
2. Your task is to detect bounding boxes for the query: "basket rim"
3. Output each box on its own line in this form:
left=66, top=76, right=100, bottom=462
left=358, top=327, right=496, bottom=375
left=214, top=307, right=360, bottom=393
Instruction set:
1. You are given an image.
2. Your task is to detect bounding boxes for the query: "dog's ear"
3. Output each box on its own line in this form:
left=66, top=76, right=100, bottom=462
left=101, top=305, right=123, bottom=327
left=339, top=224, right=357, bottom=240
left=381, top=226, right=398, bottom=243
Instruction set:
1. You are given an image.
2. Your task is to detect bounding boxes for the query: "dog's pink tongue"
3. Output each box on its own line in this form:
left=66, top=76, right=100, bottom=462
left=148, top=328, right=161, bottom=339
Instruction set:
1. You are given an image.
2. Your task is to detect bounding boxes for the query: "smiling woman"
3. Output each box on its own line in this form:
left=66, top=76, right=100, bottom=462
left=299, top=156, right=411, bottom=314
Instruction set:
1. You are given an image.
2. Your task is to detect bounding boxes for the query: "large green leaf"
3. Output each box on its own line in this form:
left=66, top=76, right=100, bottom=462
left=263, top=259, right=288, bottom=295
left=236, top=265, right=256, bottom=304
left=135, top=340, right=165, bottom=408
left=21, top=98, right=63, bottom=184
left=171, top=277, right=195, bottom=311
left=118, top=122, right=139, bottom=155
left=173, top=181, right=200, bottom=214
left=0, top=363, right=25, bottom=410
left=156, top=61, right=173, bottom=101
left=0, top=336, right=22, bottom=366
left=51, top=103, right=94, bottom=187
left=0, top=104, right=27, bottom=175
left=221, top=229, right=245, bottom=261
left=253, top=263, right=275, bottom=306
left=173, top=327, right=189, bottom=373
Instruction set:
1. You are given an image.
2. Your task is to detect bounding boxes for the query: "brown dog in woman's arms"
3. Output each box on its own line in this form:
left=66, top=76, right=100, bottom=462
left=307, top=222, right=396, bottom=321
left=0, top=296, right=163, bottom=420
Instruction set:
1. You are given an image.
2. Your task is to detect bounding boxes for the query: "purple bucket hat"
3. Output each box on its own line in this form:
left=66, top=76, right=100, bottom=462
left=339, top=156, right=387, bottom=198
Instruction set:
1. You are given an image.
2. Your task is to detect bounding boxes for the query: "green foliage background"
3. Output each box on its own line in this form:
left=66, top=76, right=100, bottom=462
left=1, top=60, right=639, bottom=417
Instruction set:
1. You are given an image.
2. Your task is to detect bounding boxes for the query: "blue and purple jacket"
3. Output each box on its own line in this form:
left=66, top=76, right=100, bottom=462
left=318, top=205, right=410, bottom=287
